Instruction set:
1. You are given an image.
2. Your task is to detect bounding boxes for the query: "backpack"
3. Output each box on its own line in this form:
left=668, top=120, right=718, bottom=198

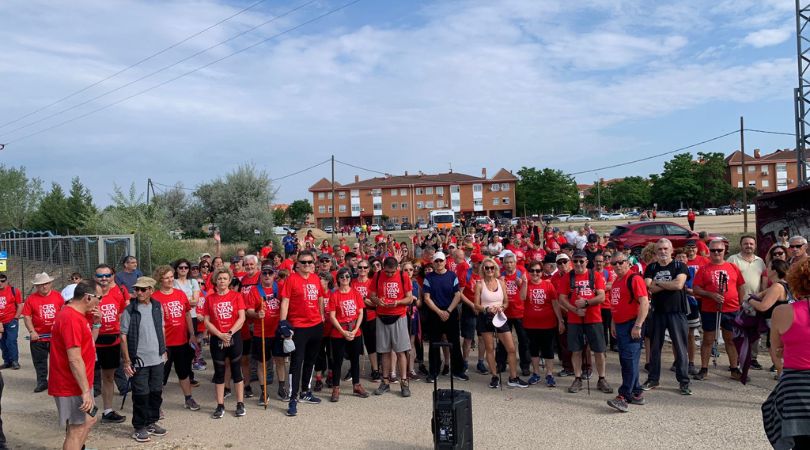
left=569, top=269, right=595, bottom=294
left=626, top=273, right=641, bottom=303
left=256, top=282, right=279, bottom=301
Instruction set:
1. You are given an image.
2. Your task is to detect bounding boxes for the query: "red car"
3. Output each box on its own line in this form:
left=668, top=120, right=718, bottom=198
left=609, top=221, right=727, bottom=254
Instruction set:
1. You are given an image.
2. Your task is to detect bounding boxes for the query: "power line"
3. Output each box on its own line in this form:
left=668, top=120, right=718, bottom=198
left=568, top=130, right=740, bottom=176
left=744, top=128, right=795, bottom=136
left=152, top=181, right=195, bottom=191
left=0, top=0, right=319, bottom=141
left=271, top=158, right=331, bottom=182
left=334, top=158, right=388, bottom=176
left=0, top=0, right=270, bottom=132
left=2, top=0, right=363, bottom=145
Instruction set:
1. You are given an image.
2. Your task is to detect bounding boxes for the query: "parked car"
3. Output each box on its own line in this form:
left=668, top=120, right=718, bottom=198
left=602, top=212, right=626, bottom=220
left=473, top=216, right=494, bottom=232
left=656, top=210, right=674, bottom=218
left=400, top=222, right=413, bottom=230
left=323, top=226, right=334, bottom=233
left=417, top=221, right=429, bottom=230
left=273, top=226, right=289, bottom=236
left=717, top=205, right=734, bottom=215
left=541, top=214, right=556, bottom=223
left=745, top=204, right=756, bottom=213
left=383, top=223, right=396, bottom=232
left=510, top=217, right=521, bottom=226
left=556, top=214, right=571, bottom=222
left=627, top=211, right=640, bottom=217
left=675, top=209, right=689, bottom=217
left=567, top=215, right=592, bottom=222
left=370, top=224, right=381, bottom=232
left=702, top=208, right=717, bottom=216
left=609, top=221, right=727, bottom=254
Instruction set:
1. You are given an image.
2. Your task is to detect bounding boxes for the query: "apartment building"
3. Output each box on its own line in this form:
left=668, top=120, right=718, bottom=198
left=726, top=148, right=807, bottom=193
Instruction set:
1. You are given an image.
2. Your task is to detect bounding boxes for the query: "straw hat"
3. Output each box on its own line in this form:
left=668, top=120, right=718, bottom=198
left=31, top=272, right=55, bottom=285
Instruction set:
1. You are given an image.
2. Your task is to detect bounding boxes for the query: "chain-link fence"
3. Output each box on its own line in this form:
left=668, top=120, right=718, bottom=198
left=0, top=230, right=138, bottom=295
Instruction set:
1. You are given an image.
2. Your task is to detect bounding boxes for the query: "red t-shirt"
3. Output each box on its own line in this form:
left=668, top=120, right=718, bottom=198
left=239, top=272, right=260, bottom=339
left=501, top=270, right=524, bottom=319
left=454, top=261, right=470, bottom=289
left=94, top=286, right=129, bottom=346
left=523, top=279, right=558, bottom=329
left=260, top=246, right=273, bottom=259
left=48, top=307, right=95, bottom=397
left=22, top=291, right=64, bottom=341
left=0, top=285, right=22, bottom=323
left=373, top=271, right=411, bottom=317
left=280, top=272, right=326, bottom=328
left=557, top=271, right=606, bottom=324
left=204, top=290, right=245, bottom=334
left=195, top=295, right=207, bottom=333
left=696, top=240, right=710, bottom=257
left=151, top=289, right=191, bottom=346
left=279, top=259, right=295, bottom=273
left=351, top=278, right=375, bottom=321
left=694, top=262, right=745, bottom=313
left=462, top=272, right=480, bottom=306
left=687, top=255, right=710, bottom=274
left=326, top=289, right=365, bottom=339
left=246, top=283, right=281, bottom=335
left=601, top=268, right=617, bottom=309
left=610, top=272, right=648, bottom=324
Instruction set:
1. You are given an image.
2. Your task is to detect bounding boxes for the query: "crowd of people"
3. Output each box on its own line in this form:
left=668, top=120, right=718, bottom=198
left=0, top=222, right=808, bottom=448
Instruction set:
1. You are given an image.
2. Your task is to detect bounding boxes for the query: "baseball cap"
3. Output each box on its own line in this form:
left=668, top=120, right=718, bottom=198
left=471, top=253, right=484, bottom=263
left=498, top=250, right=515, bottom=259
left=556, top=253, right=569, bottom=262
left=685, top=239, right=697, bottom=247
left=261, top=264, right=275, bottom=272
left=133, top=276, right=156, bottom=289
left=433, top=252, right=446, bottom=261
left=572, top=250, right=587, bottom=259
left=200, top=252, right=211, bottom=259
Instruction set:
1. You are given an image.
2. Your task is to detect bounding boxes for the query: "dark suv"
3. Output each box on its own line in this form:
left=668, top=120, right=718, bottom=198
left=609, top=221, right=727, bottom=254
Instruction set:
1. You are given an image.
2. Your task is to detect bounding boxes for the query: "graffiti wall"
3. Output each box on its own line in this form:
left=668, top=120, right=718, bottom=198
left=756, top=184, right=810, bottom=257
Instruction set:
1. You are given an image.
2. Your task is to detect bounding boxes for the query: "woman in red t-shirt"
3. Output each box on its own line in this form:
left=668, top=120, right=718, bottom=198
left=521, top=260, right=561, bottom=387
left=327, top=268, right=367, bottom=401
left=203, top=269, right=246, bottom=419
left=352, top=260, right=379, bottom=381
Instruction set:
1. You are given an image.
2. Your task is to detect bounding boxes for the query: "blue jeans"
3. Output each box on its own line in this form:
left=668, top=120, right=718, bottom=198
left=615, top=320, right=642, bottom=399
left=0, top=319, right=19, bottom=364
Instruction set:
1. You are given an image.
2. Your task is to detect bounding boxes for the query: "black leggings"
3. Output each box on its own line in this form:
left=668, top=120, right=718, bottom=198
left=330, top=337, right=363, bottom=386
left=289, top=324, right=324, bottom=399
left=163, top=344, right=193, bottom=384
left=210, top=334, right=244, bottom=385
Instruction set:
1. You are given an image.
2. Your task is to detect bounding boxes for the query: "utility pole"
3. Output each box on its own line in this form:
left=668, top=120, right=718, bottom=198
left=331, top=154, right=336, bottom=244
left=596, top=176, right=601, bottom=217
left=740, top=116, right=748, bottom=233
left=146, top=178, right=152, bottom=206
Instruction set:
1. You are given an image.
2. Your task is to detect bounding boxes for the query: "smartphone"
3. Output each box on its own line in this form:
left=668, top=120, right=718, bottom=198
left=88, top=405, right=98, bottom=417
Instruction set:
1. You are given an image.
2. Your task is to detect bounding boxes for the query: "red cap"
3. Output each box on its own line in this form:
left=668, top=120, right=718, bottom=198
left=471, top=253, right=485, bottom=263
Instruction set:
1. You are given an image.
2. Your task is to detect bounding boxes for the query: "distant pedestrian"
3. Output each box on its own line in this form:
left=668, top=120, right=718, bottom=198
left=0, top=274, right=23, bottom=370
left=687, top=209, right=696, bottom=231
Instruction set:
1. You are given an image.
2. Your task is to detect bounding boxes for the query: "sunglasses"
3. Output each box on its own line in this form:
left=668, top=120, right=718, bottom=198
left=298, top=260, right=315, bottom=265
left=134, top=287, right=150, bottom=293
left=772, top=252, right=785, bottom=256
left=573, top=260, right=587, bottom=265
left=611, top=260, right=627, bottom=266
left=710, top=249, right=724, bottom=253
left=556, top=260, right=569, bottom=265
left=338, top=274, right=351, bottom=279
left=790, top=244, right=806, bottom=249
left=528, top=269, right=543, bottom=274
left=85, top=293, right=103, bottom=300
left=261, top=270, right=275, bottom=275
left=95, top=273, right=113, bottom=278
left=358, top=266, right=369, bottom=269
left=434, top=259, right=445, bottom=263
left=177, top=266, right=189, bottom=270
left=483, top=266, right=497, bottom=271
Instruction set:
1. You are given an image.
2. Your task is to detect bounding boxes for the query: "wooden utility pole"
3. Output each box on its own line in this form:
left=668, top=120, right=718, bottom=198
left=740, top=116, right=748, bottom=233
left=331, top=155, right=336, bottom=244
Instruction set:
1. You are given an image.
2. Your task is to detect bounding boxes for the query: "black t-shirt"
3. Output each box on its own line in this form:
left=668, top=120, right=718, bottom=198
left=644, top=260, right=690, bottom=313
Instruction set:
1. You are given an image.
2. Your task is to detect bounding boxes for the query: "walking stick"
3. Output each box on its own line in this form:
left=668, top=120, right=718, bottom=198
left=712, top=272, right=728, bottom=369
left=261, top=301, right=268, bottom=410
left=579, top=287, right=590, bottom=396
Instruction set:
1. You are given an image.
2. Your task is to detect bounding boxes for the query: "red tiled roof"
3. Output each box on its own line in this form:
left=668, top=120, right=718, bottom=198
left=309, top=178, right=339, bottom=190
left=309, top=169, right=516, bottom=191
left=491, top=168, right=518, bottom=181
left=726, top=148, right=797, bottom=164
left=761, top=149, right=797, bottom=162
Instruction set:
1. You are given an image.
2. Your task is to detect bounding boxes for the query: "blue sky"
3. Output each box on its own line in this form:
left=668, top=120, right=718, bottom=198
left=0, top=0, right=800, bottom=206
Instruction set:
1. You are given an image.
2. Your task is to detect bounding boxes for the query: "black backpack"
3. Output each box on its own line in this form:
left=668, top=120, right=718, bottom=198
left=569, top=270, right=595, bottom=295
left=625, top=272, right=641, bottom=303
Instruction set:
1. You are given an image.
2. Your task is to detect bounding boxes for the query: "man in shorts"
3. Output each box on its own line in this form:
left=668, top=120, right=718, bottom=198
left=92, top=264, right=129, bottom=424
left=246, top=265, right=289, bottom=404
left=370, top=257, right=413, bottom=397
left=49, top=280, right=102, bottom=450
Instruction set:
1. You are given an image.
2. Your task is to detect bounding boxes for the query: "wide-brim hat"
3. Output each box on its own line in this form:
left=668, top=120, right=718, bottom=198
left=31, top=272, right=54, bottom=285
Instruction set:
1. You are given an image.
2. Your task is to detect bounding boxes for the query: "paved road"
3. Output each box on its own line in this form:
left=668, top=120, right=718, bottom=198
left=1, top=341, right=772, bottom=449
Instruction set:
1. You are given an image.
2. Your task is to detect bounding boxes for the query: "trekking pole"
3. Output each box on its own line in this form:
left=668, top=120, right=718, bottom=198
left=575, top=285, right=590, bottom=396
left=261, top=302, right=268, bottom=410
left=712, top=272, right=728, bottom=369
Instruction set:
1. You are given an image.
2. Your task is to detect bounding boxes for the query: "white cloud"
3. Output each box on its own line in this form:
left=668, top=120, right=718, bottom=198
left=743, top=26, right=793, bottom=48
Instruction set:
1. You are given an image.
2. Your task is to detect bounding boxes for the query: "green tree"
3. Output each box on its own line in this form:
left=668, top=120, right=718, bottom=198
left=695, top=152, right=734, bottom=208
left=650, top=153, right=701, bottom=210
left=287, top=199, right=313, bottom=225
left=28, top=183, right=71, bottom=233
left=516, top=167, right=579, bottom=214
left=609, top=176, right=651, bottom=210
left=0, top=165, right=43, bottom=230
left=66, top=177, right=96, bottom=232
left=272, top=208, right=287, bottom=226
left=151, top=184, right=207, bottom=238
left=582, top=180, right=614, bottom=213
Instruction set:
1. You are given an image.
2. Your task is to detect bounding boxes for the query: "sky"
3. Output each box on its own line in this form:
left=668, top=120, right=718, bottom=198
left=0, top=0, right=802, bottom=206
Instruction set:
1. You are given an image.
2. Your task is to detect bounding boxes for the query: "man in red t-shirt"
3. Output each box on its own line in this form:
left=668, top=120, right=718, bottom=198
left=22, top=272, right=64, bottom=392
left=0, top=274, right=24, bottom=369
left=245, top=265, right=288, bottom=404
left=279, top=250, right=327, bottom=416
left=606, top=253, right=650, bottom=412
left=50, top=280, right=102, bottom=450
left=557, top=251, right=612, bottom=394
left=496, top=251, right=531, bottom=376
left=692, top=241, right=745, bottom=380
left=238, top=255, right=261, bottom=399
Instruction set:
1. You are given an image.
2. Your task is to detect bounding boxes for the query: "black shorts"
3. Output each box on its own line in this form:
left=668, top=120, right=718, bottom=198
left=567, top=323, right=606, bottom=353
left=476, top=313, right=510, bottom=334
left=361, top=319, right=377, bottom=354
left=96, top=344, right=121, bottom=370
left=525, top=328, right=556, bottom=359
left=686, top=303, right=701, bottom=329
left=167, top=344, right=193, bottom=381
left=701, top=311, right=736, bottom=332
left=460, top=312, right=477, bottom=340
left=251, top=336, right=287, bottom=359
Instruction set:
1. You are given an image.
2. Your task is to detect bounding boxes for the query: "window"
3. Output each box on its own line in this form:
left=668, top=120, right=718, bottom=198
left=493, top=198, right=500, bottom=205
left=762, top=179, right=770, bottom=188
left=391, top=217, right=399, bottom=224
left=665, top=224, right=690, bottom=237
left=401, top=202, right=407, bottom=209
left=748, top=180, right=756, bottom=187
left=351, top=189, right=359, bottom=198
left=748, top=166, right=755, bottom=173
left=737, top=181, right=743, bottom=188
left=473, top=198, right=483, bottom=207
left=339, top=205, right=346, bottom=213
left=502, top=197, right=510, bottom=205
left=416, top=188, right=424, bottom=195
left=391, top=189, right=398, bottom=196
left=437, top=200, right=445, bottom=208
left=736, top=167, right=742, bottom=174
left=490, top=183, right=500, bottom=192
left=417, top=216, right=424, bottom=222
left=761, top=165, right=768, bottom=173
left=400, top=188, right=407, bottom=196
left=473, top=184, right=483, bottom=192
left=318, top=192, right=325, bottom=200
left=318, top=205, right=325, bottom=213
left=327, top=192, right=332, bottom=199
left=450, top=185, right=460, bottom=193
left=501, top=183, right=510, bottom=191
left=338, top=191, right=346, bottom=199
left=327, top=205, right=333, bottom=213
left=391, top=203, right=398, bottom=210
left=451, top=199, right=460, bottom=208
left=417, top=201, right=424, bottom=209
left=777, top=163, right=787, bottom=172
left=426, top=186, right=433, bottom=195
left=426, top=201, right=434, bottom=209
left=351, top=205, right=361, bottom=213
left=436, top=186, right=444, bottom=195
left=637, top=225, right=663, bottom=236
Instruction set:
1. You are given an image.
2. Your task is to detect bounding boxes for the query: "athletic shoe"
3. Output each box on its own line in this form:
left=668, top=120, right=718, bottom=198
left=545, top=374, right=556, bottom=388
left=33, top=383, right=47, bottom=393
left=101, top=411, right=126, bottom=423
left=330, top=386, right=340, bottom=402
left=424, top=375, right=436, bottom=384
left=452, top=372, right=470, bottom=381
left=630, top=394, right=646, bottom=405
left=314, top=378, right=324, bottom=392
left=184, top=397, right=200, bottom=411
left=235, top=402, right=246, bottom=417
left=325, top=371, right=334, bottom=388
left=679, top=383, right=692, bottom=396
left=489, top=376, right=500, bottom=389
left=10, top=362, right=20, bottom=370
left=751, top=359, right=763, bottom=370
left=192, top=362, right=206, bottom=371
left=286, top=400, right=298, bottom=417
left=189, top=379, right=200, bottom=388
left=693, top=368, right=708, bottom=381
left=730, top=368, right=742, bottom=381
left=132, top=429, right=151, bottom=442
left=418, top=364, right=429, bottom=376
left=343, top=371, right=352, bottom=382
left=147, top=423, right=167, bottom=436
left=476, top=361, right=488, bottom=374
left=508, top=377, right=529, bottom=388
left=597, top=378, right=614, bottom=394
left=353, top=384, right=369, bottom=398
left=641, top=380, right=659, bottom=391
left=299, top=391, right=321, bottom=404
left=244, top=385, right=254, bottom=398
left=463, top=361, right=469, bottom=373
left=582, top=368, right=593, bottom=380
left=441, top=365, right=450, bottom=376
left=370, top=370, right=382, bottom=382
left=527, top=373, right=542, bottom=385
left=389, top=375, right=399, bottom=384
left=373, top=383, right=390, bottom=395
left=400, top=382, right=411, bottom=398
left=211, top=405, right=225, bottom=419
left=769, top=365, right=777, bottom=373
left=557, top=369, right=574, bottom=377
left=409, top=370, right=421, bottom=381
left=607, top=395, right=629, bottom=413
left=223, top=388, right=232, bottom=399
left=688, top=363, right=699, bottom=376
left=277, top=385, right=290, bottom=401
left=521, top=367, right=531, bottom=377
left=568, top=378, right=583, bottom=393
left=258, top=389, right=268, bottom=407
